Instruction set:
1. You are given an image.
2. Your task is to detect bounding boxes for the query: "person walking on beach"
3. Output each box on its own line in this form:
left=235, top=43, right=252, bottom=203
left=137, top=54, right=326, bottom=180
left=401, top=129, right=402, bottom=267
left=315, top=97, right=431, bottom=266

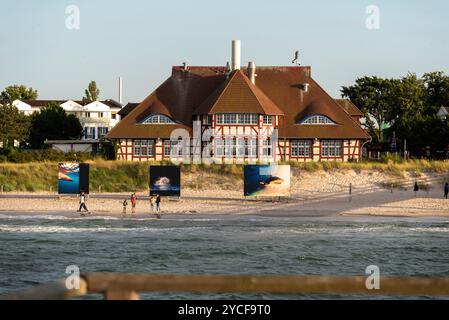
left=77, top=192, right=89, bottom=213
left=156, top=194, right=161, bottom=212
left=444, top=182, right=449, bottom=199
left=122, top=199, right=128, bottom=214
left=149, top=195, right=156, bottom=212
left=413, top=182, right=419, bottom=197
left=131, top=192, right=137, bottom=214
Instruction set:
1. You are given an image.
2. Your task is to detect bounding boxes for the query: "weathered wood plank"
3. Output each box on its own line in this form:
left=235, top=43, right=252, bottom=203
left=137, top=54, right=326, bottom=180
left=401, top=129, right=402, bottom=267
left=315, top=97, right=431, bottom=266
left=0, top=278, right=87, bottom=300
left=3, top=274, right=449, bottom=299
left=83, top=273, right=449, bottom=297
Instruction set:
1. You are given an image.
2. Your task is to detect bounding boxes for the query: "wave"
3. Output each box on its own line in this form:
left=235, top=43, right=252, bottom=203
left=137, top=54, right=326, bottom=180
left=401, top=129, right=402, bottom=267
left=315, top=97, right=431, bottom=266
left=254, top=225, right=449, bottom=235
left=0, top=224, right=209, bottom=234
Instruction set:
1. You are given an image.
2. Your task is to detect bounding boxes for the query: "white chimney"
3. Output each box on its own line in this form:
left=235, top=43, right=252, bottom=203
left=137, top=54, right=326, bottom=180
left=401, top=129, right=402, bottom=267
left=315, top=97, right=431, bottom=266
left=118, top=77, right=123, bottom=105
left=248, top=61, right=256, bottom=84
left=231, top=40, right=241, bottom=70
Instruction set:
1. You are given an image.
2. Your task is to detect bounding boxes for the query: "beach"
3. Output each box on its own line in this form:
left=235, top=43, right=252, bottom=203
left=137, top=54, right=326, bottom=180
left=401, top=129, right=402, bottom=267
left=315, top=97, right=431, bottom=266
left=1, top=170, right=448, bottom=218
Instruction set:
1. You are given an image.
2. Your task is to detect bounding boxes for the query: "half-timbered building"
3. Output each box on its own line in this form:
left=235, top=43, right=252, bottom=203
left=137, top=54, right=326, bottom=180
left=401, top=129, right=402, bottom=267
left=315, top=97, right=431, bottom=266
left=106, top=41, right=369, bottom=162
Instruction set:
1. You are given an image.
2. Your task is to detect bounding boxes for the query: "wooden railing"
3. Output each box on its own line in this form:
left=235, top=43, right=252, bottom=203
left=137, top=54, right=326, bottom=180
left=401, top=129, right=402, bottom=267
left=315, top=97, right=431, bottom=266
left=2, top=273, right=449, bottom=300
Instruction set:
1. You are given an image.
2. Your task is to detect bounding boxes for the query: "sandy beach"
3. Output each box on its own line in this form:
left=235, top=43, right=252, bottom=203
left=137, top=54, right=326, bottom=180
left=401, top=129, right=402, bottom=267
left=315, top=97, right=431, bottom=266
left=0, top=170, right=448, bottom=218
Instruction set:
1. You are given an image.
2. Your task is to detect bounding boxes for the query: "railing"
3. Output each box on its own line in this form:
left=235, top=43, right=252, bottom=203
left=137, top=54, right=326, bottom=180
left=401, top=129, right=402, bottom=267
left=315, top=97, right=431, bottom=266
left=2, top=273, right=449, bottom=300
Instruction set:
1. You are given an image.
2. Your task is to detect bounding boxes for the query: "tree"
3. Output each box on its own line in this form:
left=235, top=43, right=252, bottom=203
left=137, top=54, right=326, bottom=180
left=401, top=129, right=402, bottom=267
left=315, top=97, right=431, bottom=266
left=28, top=103, right=83, bottom=148
left=341, top=76, right=397, bottom=143
left=82, top=81, right=100, bottom=103
left=1, top=85, right=38, bottom=104
left=422, top=71, right=449, bottom=114
left=389, top=73, right=426, bottom=121
left=0, top=104, right=30, bottom=148
left=392, top=114, right=449, bottom=158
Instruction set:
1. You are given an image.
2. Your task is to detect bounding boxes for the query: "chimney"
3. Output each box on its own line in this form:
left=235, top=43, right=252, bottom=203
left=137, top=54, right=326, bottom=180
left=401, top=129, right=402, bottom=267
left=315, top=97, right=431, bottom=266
left=248, top=61, right=256, bottom=84
left=118, top=77, right=123, bottom=105
left=231, top=40, right=241, bottom=70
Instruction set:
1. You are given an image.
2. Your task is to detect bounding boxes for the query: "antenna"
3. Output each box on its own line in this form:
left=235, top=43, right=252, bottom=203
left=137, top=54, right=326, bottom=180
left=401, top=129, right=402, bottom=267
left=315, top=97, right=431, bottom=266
left=292, top=51, right=300, bottom=65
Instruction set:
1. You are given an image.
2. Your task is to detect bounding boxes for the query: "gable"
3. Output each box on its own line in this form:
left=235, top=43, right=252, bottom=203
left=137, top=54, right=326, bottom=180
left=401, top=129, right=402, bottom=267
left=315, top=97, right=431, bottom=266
left=194, top=70, right=284, bottom=115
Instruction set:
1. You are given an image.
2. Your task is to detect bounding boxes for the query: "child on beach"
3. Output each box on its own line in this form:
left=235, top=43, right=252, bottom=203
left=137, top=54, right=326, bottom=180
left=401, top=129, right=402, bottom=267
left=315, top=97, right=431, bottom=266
left=122, top=199, right=128, bottom=214
left=131, top=192, right=137, bottom=213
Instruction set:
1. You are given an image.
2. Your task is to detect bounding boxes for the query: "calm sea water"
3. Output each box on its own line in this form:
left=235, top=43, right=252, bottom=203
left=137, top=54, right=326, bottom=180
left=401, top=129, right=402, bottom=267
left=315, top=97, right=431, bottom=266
left=0, top=213, right=448, bottom=299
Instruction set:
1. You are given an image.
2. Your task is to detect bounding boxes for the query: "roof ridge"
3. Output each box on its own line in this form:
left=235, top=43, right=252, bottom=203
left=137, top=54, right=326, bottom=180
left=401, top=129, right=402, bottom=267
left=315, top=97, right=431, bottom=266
left=237, top=70, right=264, bottom=113
left=237, top=70, right=283, bottom=115
left=209, top=71, right=240, bottom=113
left=194, top=70, right=239, bottom=115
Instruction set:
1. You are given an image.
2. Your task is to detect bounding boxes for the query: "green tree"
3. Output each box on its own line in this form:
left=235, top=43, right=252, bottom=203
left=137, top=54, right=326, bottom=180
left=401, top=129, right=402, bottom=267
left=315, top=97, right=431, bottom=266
left=422, top=71, right=449, bottom=114
left=393, top=114, right=449, bottom=157
left=1, top=85, right=38, bottom=104
left=390, top=73, right=426, bottom=121
left=82, top=81, right=100, bottom=103
left=341, top=76, right=397, bottom=143
left=28, top=103, right=83, bottom=148
left=0, top=104, right=30, bottom=148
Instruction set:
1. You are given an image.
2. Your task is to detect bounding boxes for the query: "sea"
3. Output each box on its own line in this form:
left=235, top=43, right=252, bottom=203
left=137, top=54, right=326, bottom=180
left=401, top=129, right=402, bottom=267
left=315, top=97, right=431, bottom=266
left=0, top=213, right=448, bottom=299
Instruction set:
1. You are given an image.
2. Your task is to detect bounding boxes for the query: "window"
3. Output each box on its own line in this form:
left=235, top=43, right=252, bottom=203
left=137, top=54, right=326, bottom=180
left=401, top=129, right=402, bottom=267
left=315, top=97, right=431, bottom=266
left=203, top=115, right=212, bottom=125
left=300, top=115, right=335, bottom=125
left=164, top=140, right=183, bottom=157
left=84, top=112, right=91, bottom=118
left=99, top=112, right=104, bottom=118
left=98, top=127, right=108, bottom=138
left=111, top=112, right=117, bottom=120
left=141, top=114, right=175, bottom=124
left=236, top=138, right=258, bottom=157
left=263, top=115, right=273, bottom=125
left=216, top=113, right=258, bottom=125
left=291, top=140, right=312, bottom=157
left=84, top=127, right=96, bottom=139
left=133, top=140, right=155, bottom=157
left=214, top=138, right=238, bottom=156
left=215, top=139, right=225, bottom=156
left=321, top=140, right=342, bottom=157
left=263, top=139, right=272, bottom=156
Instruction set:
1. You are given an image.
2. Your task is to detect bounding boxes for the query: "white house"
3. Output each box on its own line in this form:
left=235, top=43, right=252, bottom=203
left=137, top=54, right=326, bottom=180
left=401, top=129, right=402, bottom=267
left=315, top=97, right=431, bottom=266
left=12, top=99, right=122, bottom=140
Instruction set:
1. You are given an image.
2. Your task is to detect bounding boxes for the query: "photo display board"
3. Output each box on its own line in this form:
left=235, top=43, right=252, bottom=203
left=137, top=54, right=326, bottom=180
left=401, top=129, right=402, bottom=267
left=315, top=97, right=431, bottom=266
left=58, top=163, right=89, bottom=194
left=244, top=165, right=291, bottom=197
left=149, top=166, right=181, bottom=197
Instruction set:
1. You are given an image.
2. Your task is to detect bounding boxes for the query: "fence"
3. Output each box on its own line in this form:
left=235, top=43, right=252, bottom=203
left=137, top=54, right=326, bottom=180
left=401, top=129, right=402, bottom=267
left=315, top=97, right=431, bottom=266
left=2, top=273, right=449, bottom=300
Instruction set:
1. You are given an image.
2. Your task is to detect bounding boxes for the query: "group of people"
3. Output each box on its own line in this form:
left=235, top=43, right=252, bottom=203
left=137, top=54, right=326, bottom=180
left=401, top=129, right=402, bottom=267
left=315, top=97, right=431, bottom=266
left=77, top=191, right=162, bottom=218
left=122, top=192, right=161, bottom=217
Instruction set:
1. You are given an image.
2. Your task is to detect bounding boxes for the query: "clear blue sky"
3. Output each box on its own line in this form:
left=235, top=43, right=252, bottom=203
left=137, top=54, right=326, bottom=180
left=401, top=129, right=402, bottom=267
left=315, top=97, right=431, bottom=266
left=1, top=0, right=448, bottom=103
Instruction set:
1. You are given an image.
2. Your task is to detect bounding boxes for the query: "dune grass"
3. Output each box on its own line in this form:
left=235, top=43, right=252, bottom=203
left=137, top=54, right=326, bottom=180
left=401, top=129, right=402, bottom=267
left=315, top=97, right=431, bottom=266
left=0, top=159, right=448, bottom=192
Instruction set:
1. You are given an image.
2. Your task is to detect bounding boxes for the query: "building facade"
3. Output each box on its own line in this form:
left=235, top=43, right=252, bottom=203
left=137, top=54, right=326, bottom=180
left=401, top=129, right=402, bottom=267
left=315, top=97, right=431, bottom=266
left=12, top=99, right=122, bottom=140
left=107, top=41, right=370, bottom=163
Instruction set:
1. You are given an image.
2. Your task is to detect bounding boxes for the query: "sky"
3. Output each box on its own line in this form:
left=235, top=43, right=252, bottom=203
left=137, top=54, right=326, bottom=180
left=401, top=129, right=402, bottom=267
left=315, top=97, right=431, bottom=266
left=1, top=0, right=448, bottom=103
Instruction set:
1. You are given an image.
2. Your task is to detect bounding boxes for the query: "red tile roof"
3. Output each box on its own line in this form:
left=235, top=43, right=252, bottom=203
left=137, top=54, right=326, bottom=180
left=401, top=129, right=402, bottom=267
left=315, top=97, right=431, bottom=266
left=194, top=70, right=284, bottom=115
left=118, top=103, right=139, bottom=117
left=107, top=66, right=370, bottom=140
left=334, top=99, right=364, bottom=117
